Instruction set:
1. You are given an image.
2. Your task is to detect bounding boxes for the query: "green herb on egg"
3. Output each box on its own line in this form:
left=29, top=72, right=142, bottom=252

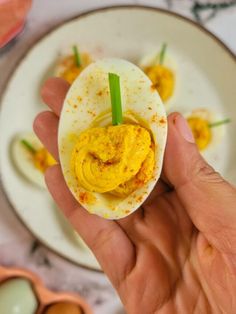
left=209, top=118, right=231, bottom=128
left=73, top=45, right=81, bottom=67
left=108, top=73, right=123, bottom=125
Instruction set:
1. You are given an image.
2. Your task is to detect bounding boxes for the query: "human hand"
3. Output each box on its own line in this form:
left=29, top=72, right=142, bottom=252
left=0, top=0, right=32, bottom=48
left=34, top=78, right=236, bottom=314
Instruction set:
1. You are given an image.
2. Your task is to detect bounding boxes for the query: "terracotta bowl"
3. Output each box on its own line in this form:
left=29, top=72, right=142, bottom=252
left=0, top=266, right=93, bottom=314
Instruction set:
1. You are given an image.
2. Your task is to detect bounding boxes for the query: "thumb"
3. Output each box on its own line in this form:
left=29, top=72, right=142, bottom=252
left=164, top=112, right=236, bottom=253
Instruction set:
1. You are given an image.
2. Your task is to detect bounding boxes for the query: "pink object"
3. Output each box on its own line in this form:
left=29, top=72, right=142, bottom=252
left=0, top=0, right=32, bottom=48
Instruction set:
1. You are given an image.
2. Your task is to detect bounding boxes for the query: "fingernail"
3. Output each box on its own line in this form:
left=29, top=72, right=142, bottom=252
left=175, top=114, right=195, bottom=143
left=41, top=82, right=54, bottom=98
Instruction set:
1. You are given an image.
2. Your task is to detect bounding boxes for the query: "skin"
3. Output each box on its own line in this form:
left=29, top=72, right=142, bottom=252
left=34, top=78, right=236, bottom=314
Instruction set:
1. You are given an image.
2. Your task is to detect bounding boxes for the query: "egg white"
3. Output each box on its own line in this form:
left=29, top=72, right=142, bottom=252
left=59, top=58, right=167, bottom=219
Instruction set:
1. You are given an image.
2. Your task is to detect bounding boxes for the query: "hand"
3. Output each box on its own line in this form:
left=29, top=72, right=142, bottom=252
left=0, top=0, right=32, bottom=48
left=34, top=78, right=236, bottom=314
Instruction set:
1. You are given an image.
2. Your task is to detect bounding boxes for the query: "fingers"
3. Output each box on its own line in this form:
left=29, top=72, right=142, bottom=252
left=117, top=180, right=170, bottom=241
left=164, top=112, right=236, bottom=253
left=45, top=165, right=136, bottom=289
left=41, top=77, right=70, bottom=116
left=37, top=77, right=137, bottom=288
left=33, top=111, right=59, bottom=160
left=33, top=77, right=70, bottom=159
left=143, top=179, right=170, bottom=206
left=45, top=166, right=78, bottom=217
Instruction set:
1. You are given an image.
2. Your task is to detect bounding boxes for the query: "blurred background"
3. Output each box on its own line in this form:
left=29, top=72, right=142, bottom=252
left=0, top=1, right=235, bottom=313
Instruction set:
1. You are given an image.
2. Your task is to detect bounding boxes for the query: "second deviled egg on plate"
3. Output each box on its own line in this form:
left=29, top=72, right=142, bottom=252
left=55, top=46, right=93, bottom=84
left=11, top=132, right=57, bottom=188
left=185, top=108, right=230, bottom=152
left=139, top=44, right=177, bottom=109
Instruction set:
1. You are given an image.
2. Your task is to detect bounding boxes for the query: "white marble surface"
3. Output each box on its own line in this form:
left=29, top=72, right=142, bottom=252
left=0, top=1, right=235, bottom=313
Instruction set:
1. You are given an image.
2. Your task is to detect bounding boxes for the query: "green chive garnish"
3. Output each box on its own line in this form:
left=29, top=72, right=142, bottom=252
left=159, top=43, right=167, bottom=65
left=209, top=118, right=231, bottom=128
left=21, top=139, right=36, bottom=154
left=108, top=73, right=123, bottom=126
left=73, top=45, right=81, bottom=67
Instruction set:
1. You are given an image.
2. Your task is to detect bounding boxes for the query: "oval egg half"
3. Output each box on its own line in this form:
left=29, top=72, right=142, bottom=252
left=58, top=58, right=167, bottom=219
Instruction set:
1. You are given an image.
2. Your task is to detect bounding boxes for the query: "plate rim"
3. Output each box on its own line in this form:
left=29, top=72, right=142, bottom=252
left=0, top=4, right=235, bottom=271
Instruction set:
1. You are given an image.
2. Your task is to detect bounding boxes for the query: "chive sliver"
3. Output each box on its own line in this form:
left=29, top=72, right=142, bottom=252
left=73, top=45, right=81, bottom=67
left=108, top=73, right=123, bottom=126
left=209, top=118, right=231, bottom=128
left=159, top=43, right=167, bottom=65
left=21, top=139, right=36, bottom=154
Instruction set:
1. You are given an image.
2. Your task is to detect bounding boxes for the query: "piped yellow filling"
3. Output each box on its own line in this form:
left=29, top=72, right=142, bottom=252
left=58, top=53, right=92, bottom=84
left=187, top=117, right=212, bottom=150
left=33, top=148, right=57, bottom=172
left=70, top=124, right=155, bottom=197
left=144, top=64, right=174, bottom=102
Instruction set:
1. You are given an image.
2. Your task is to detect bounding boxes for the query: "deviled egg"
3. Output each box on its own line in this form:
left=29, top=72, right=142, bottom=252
left=139, top=43, right=177, bottom=107
left=11, top=132, right=56, bottom=188
left=55, top=46, right=93, bottom=84
left=58, top=58, right=167, bottom=219
left=185, top=108, right=230, bottom=151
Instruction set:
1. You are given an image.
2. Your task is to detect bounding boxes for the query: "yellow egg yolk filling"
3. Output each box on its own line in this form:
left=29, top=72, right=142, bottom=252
left=59, top=53, right=92, bottom=84
left=70, top=124, right=155, bottom=197
left=45, top=302, right=82, bottom=314
left=144, top=64, right=174, bottom=102
left=187, top=117, right=212, bottom=151
left=33, top=148, right=57, bottom=172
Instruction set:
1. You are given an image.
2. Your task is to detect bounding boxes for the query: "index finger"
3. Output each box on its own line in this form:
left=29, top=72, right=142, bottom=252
left=41, top=77, right=70, bottom=116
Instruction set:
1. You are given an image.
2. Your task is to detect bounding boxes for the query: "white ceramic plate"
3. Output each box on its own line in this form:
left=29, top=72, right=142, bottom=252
left=0, top=6, right=236, bottom=270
